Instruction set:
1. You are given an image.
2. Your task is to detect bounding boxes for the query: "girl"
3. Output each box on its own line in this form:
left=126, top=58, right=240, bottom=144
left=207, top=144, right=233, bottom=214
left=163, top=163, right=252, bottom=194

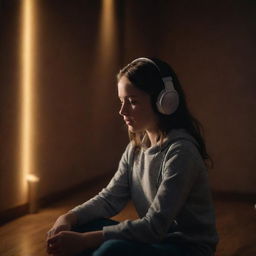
left=46, top=57, right=219, bottom=256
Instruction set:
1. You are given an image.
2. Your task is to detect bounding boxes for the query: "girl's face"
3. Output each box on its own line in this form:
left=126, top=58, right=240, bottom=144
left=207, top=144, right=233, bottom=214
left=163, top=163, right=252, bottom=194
left=118, top=76, right=158, bottom=133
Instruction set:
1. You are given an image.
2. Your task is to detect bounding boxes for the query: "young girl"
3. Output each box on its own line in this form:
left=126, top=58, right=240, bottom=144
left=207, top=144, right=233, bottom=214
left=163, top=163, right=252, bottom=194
left=47, top=57, right=219, bottom=256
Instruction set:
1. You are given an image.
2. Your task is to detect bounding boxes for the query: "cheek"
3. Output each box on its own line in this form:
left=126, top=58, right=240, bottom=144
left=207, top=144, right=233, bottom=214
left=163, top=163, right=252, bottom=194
left=133, top=107, right=156, bottom=125
left=132, top=107, right=146, bottom=120
left=141, top=103, right=156, bottom=118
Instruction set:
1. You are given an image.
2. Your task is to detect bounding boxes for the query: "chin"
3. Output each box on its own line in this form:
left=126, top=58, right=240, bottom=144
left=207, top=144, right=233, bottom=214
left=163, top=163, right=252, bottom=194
left=128, top=125, right=143, bottom=133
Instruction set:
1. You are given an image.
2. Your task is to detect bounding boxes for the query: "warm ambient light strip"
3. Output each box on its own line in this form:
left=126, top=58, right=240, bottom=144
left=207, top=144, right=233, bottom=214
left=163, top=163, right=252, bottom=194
left=21, top=0, right=34, bottom=188
left=100, top=0, right=115, bottom=60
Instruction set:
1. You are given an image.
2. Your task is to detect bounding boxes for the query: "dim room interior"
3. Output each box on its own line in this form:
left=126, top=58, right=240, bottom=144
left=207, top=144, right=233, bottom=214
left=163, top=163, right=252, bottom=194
left=0, top=0, right=255, bottom=255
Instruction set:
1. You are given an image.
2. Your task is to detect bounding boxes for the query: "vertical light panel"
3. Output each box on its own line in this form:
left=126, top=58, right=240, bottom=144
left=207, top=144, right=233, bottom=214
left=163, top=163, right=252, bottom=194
left=100, top=0, right=115, bottom=63
left=21, top=0, right=35, bottom=195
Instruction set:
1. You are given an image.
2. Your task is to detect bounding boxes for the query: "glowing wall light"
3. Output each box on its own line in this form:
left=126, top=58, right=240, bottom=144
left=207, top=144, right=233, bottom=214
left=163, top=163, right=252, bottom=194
left=98, top=0, right=116, bottom=64
left=89, top=0, right=117, bottom=146
left=21, top=0, right=37, bottom=197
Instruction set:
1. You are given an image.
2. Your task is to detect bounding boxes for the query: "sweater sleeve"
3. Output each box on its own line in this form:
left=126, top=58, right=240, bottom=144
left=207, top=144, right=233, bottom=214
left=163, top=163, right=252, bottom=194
left=103, top=145, right=202, bottom=243
left=70, top=143, right=133, bottom=226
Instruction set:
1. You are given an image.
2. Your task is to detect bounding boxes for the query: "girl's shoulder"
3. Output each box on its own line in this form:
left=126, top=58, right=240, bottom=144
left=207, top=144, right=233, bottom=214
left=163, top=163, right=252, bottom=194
left=161, top=132, right=208, bottom=175
left=163, top=129, right=203, bottom=161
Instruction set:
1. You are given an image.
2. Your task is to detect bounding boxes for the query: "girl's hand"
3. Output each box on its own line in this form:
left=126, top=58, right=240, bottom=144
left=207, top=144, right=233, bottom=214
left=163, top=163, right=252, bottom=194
left=47, top=212, right=77, bottom=239
left=47, top=231, right=87, bottom=256
left=47, top=223, right=71, bottom=240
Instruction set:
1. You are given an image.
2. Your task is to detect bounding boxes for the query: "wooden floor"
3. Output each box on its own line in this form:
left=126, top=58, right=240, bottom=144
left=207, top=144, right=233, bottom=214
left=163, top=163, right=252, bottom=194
left=0, top=179, right=255, bottom=256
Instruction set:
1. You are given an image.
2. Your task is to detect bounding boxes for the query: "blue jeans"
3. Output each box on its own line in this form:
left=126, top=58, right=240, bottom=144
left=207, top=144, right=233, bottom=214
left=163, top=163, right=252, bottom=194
left=73, top=218, right=192, bottom=256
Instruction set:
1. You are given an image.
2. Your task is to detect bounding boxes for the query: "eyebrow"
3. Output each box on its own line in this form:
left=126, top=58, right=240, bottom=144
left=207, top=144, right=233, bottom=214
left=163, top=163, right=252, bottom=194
left=118, top=95, right=138, bottom=99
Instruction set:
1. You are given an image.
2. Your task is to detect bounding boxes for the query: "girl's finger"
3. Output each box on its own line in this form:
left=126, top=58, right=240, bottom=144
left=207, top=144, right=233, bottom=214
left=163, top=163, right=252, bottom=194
left=47, top=240, right=62, bottom=254
left=46, top=230, right=53, bottom=239
left=48, top=237, right=62, bottom=247
left=47, top=233, right=61, bottom=244
left=47, top=242, right=62, bottom=255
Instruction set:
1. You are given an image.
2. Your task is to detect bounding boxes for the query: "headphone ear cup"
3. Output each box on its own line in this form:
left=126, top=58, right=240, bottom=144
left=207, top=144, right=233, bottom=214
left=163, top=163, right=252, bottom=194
left=156, top=90, right=179, bottom=115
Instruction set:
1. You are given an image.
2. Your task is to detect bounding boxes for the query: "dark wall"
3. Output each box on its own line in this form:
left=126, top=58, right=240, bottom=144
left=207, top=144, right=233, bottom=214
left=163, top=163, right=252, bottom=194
left=0, top=0, right=255, bottom=213
left=0, top=0, right=127, bottom=212
left=123, top=0, right=256, bottom=193
left=0, top=0, right=23, bottom=210
left=34, top=0, right=126, bottom=198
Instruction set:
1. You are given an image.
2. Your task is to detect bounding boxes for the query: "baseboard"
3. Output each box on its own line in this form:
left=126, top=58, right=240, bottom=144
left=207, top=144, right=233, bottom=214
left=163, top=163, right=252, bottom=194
left=0, top=203, right=29, bottom=226
left=39, top=173, right=112, bottom=208
left=212, top=190, right=256, bottom=203
left=0, top=174, right=111, bottom=226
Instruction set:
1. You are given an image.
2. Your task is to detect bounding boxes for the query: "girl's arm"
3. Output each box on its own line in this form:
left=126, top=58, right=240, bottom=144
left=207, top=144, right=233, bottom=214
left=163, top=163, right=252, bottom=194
left=69, top=143, right=133, bottom=226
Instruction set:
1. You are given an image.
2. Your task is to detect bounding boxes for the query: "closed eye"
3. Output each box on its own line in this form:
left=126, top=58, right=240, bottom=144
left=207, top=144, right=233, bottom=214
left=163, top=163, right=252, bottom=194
left=119, top=97, right=138, bottom=105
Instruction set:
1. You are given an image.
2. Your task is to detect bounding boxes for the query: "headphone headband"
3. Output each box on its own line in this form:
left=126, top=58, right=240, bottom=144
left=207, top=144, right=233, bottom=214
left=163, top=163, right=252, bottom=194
left=132, top=57, right=160, bottom=71
left=131, top=57, right=175, bottom=91
left=130, top=57, right=179, bottom=115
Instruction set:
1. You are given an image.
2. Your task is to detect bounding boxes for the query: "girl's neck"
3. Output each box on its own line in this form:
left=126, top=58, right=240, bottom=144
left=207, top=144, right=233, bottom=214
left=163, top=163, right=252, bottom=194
left=146, top=130, right=160, bottom=147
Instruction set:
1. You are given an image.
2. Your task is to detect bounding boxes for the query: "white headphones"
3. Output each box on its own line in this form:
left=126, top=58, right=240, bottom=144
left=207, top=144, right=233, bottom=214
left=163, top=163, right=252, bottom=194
left=131, top=57, right=179, bottom=115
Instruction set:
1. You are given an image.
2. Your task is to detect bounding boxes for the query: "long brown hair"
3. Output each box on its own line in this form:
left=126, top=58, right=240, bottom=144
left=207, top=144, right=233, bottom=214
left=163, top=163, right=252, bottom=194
left=117, top=57, right=213, bottom=168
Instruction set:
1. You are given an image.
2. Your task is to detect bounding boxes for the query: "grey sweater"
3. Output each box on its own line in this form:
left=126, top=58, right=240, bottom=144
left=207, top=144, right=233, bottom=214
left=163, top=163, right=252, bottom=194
left=71, top=129, right=218, bottom=252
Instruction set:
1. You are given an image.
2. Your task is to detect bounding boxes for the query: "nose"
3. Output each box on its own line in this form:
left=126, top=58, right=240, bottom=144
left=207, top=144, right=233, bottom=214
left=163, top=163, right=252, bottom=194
left=119, top=102, right=128, bottom=116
